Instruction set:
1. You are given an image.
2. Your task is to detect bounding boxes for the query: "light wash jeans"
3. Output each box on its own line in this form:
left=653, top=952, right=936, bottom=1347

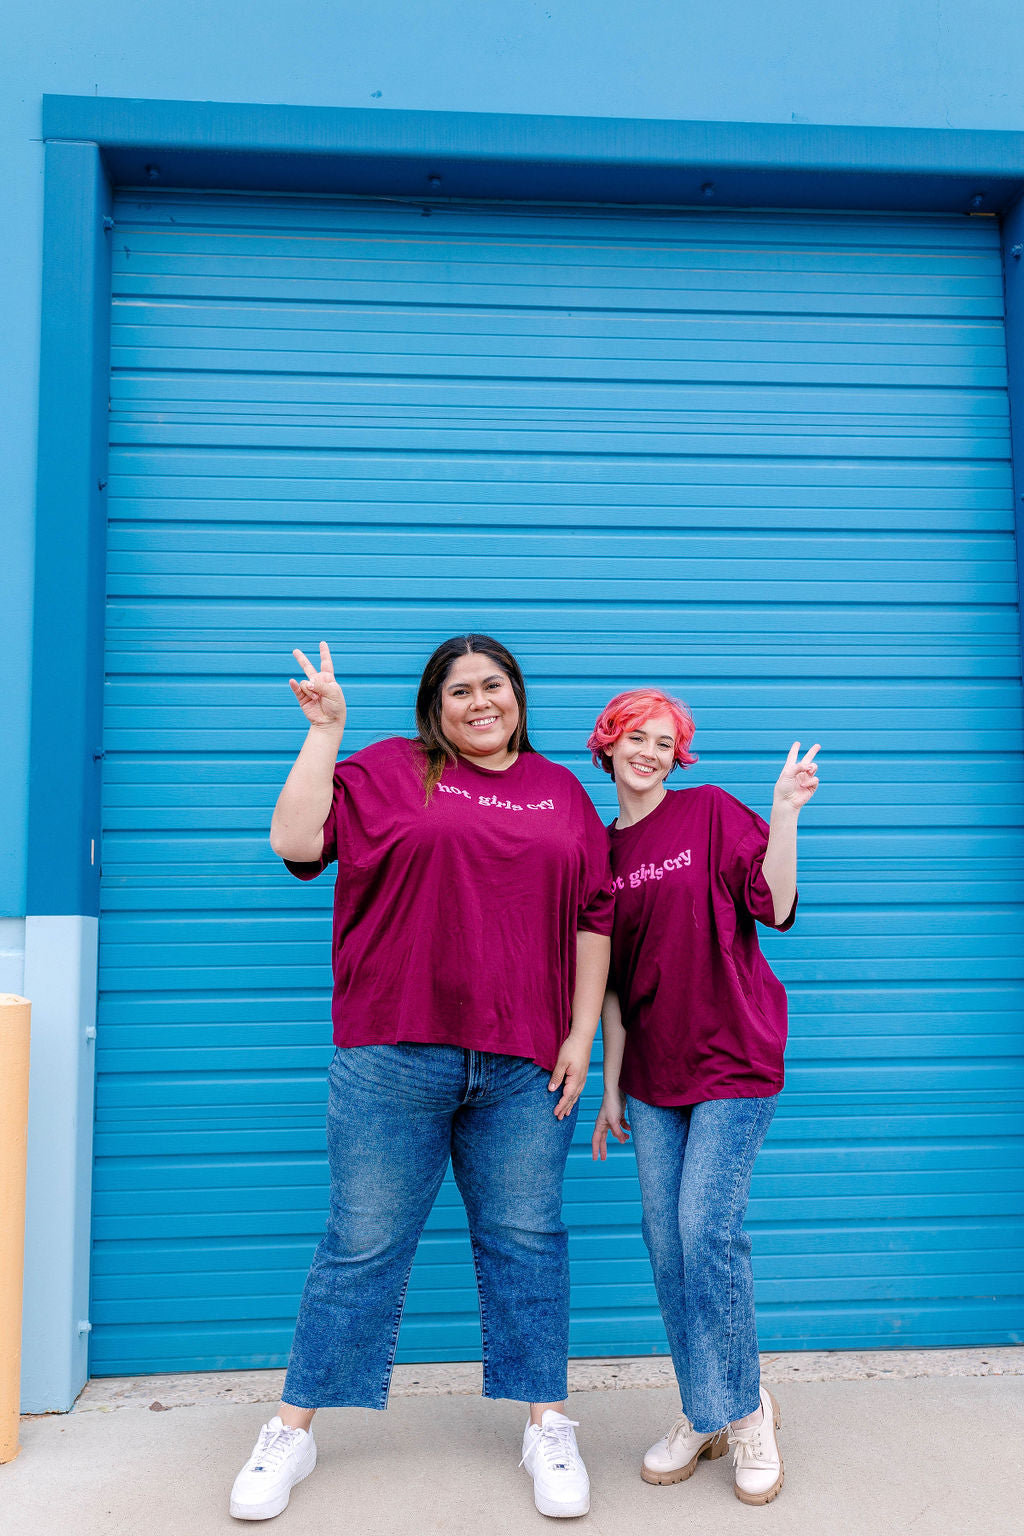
left=626, top=1093, right=778, bottom=1434
left=282, top=1043, right=577, bottom=1409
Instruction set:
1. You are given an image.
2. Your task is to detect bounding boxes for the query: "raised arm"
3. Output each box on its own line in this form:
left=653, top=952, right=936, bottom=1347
left=269, top=642, right=347, bottom=863
left=761, top=741, right=820, bottom=924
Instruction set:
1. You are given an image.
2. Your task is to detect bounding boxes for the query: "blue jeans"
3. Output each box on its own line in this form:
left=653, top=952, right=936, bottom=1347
left=282, top=1044, right=577, bottom=1409
left=627, top=1093, right=778, bottom=1434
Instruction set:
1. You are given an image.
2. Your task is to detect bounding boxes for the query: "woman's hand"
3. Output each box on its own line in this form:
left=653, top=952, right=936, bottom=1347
left=548, top=1031, right=593, bottom=1120
left=773, top=741, right=820, bottom=813
left=591, top=1088, right=630, bottom=1161
left=762, top=741, right=820, bottom=923
left=290, top=642, right=347, bottom=731
left=270, top=642, right=346, bottom=861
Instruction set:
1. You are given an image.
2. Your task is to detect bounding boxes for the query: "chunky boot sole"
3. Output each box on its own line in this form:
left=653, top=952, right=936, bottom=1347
left=735, top=1465, right=785, bottom=1506
left=641, top=1431, right=729, bottom=1485
left=733, top=1393, right=784, bottom=1506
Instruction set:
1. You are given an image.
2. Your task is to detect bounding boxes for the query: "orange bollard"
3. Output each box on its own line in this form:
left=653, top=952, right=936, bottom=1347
left=0, top=995, right=31, bottom=1464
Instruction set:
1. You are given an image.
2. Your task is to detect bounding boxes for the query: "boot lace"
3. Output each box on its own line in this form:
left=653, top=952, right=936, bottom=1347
left=728, top=1421, right=770, bottom=1468
left=666, top=1413, right=696, bottom=1449
left=521, top=1417, right=582, bottom=1473
left=251, top=1423, right=305, bottom=1474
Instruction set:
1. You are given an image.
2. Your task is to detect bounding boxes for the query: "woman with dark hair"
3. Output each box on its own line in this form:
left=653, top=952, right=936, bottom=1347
left=588, top=688, right=819, bottom=1509
left=229, top=636, right=612, bottom=1523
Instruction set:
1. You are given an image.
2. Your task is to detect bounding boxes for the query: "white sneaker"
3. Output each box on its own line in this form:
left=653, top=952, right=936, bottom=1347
left=520, top=1410, right=591, bottom=1518
left=229, top=1415, right=318, bottom=1521
left=729, top=1388, right=784, bottom=1505
left=641, top=1412, right=729, bottom=1484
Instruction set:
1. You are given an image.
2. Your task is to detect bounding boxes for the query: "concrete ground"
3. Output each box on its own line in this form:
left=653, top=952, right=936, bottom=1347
left=5, top=1353, right=1023, bottom=1536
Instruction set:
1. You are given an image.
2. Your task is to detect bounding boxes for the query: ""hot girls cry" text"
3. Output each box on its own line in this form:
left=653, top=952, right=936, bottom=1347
left=612, top=850, right=692, bottom=891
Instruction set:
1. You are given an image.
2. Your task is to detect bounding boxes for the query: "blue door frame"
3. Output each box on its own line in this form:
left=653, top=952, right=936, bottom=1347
left=23, top=94, right=1024, bottom=1410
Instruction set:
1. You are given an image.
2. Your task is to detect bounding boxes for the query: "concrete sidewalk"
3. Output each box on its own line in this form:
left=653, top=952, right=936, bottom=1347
left=6, top=1351, right=1023, bottom=1536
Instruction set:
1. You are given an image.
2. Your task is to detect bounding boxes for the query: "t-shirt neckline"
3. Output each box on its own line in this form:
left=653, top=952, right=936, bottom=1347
left=609, top=786, right=678, bottom=838
left=453, top=748, right=525, bottom=780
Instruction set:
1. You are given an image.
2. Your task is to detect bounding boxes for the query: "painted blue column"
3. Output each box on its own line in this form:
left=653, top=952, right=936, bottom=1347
left=28, top=138, right=111, bottom=921
left=22, top=138, right=111, bottom=1412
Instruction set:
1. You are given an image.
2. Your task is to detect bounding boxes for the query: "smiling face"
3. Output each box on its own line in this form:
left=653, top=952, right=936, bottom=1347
left=605, top=712, right=678, bottom=797
left=439, top=651, right=521, bottom=766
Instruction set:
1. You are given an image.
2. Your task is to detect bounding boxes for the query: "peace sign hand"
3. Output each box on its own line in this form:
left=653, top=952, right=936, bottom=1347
left=774, top=741, right=820, bottom=812
left=289, top=641, right=347, bottom=730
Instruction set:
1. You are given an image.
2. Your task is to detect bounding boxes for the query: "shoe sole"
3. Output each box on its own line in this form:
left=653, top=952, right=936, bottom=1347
left=230, top=1444, right=317, bottom=1521
left=733, top=1392, right=784, bottom=1506
left=533, top=1490, right=591, bottom=1518
left=641, top=1432, right=729, bottom=1485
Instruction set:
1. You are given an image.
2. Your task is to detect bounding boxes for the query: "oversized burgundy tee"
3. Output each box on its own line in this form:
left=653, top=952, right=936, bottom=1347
left=608, top=784, right=796, bottom=1106
left=284, top=737, right=614, bottom=1071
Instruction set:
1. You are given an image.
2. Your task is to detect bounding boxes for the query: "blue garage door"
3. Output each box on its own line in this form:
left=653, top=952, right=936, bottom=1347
left=92, top=192, right=1024, bottom=1374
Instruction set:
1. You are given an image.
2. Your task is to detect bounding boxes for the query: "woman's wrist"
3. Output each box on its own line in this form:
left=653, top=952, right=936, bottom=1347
left=567, top=1018, right=600, bottom=1048
left=307, top=718, right=345, bottom=746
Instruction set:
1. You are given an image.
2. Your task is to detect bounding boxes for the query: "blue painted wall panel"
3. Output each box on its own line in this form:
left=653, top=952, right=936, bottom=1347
left=88, top=192, right=1024, bottom=1372
left=10, top=1, right=1024, bottom=921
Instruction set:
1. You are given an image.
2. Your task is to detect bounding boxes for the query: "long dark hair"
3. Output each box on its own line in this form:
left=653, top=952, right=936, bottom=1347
left=414, top=635, right=534, bottom=802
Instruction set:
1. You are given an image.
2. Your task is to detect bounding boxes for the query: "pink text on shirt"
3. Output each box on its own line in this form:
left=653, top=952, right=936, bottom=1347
left=612, top=850, right=692, bottom=891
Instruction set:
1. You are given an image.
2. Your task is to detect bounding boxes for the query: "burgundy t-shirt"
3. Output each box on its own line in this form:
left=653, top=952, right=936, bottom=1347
left=284, top=737, right=614, bottom=1071
left=609, top=784, right=796, bottom=1106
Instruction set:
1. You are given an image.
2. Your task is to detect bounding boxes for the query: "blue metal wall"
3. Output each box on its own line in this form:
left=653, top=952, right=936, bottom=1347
left=90, top=191, right=1024, bottom=1373
left=9, top=6, right=1024, bottom=927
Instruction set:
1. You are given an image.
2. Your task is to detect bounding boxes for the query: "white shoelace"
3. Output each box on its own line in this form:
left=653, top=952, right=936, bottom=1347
left=251, top=1423, right=305, bottom=1474
left=666, top=1413, right=697, bottom=1449
left=729, top=1421, right=773, bottom=1468
left=522, top=1417, right=582, bottom=1473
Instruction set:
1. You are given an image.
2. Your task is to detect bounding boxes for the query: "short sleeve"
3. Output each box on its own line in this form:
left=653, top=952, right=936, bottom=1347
left=281, top=767, right=345, bottom=881
left=576, top=787, right=615, bottom=936
left=719, top=801, right=798, bottom=932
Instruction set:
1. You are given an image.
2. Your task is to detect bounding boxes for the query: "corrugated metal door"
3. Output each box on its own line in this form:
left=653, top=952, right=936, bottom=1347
left=93, top=193, right=1024, bottom=1373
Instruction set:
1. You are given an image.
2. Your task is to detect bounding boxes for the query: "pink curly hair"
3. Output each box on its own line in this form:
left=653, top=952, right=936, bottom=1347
left=588, top=688, right=697, bottom=777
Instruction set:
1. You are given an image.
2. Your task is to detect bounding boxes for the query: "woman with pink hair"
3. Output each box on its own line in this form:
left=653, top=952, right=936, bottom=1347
left=589, top=689, right=819, bottom=1508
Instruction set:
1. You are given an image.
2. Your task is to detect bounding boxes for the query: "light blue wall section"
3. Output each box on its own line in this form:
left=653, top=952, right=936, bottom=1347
left=4, top=1, right=1024, bottom=913
left=0, top=919, right=26, bottom=995
left=21, top=917, right=98, bottom=1411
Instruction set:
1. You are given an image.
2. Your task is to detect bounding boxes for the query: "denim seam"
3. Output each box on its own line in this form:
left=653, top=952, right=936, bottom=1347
left=467, top=1230, right=493, bottom=1398
left=721, top=1099, right=770, bottom=1419
left=379, top=1253, right=418, bottom=1411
